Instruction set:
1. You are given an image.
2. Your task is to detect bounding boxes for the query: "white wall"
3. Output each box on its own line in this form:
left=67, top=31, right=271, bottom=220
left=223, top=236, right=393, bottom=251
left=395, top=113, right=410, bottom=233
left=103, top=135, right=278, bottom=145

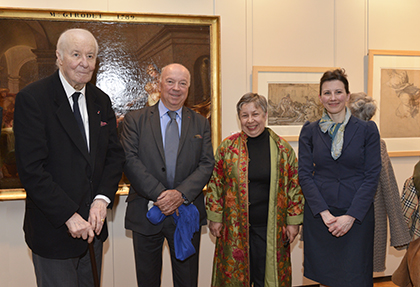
left=1, top=0, right=420, bottom=286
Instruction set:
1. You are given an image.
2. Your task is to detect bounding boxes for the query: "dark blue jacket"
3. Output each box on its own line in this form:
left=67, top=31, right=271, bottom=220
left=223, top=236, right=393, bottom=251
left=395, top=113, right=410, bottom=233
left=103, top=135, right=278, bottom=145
left=298, top=116, right=381, bottom=222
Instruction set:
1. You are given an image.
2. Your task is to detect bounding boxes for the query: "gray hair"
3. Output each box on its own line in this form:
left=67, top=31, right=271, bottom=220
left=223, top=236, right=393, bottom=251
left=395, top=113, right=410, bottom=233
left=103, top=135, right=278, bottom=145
left=348, top=92, right=377, bottom=121
left=236, top=92, right=268, bottom=117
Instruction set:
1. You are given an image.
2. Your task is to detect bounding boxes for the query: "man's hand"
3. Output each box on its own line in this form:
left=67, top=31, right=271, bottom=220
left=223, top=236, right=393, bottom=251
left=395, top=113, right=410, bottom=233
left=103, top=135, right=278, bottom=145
left=154, top=189, right=184, bottom=215
left=88, top=199, right=108, bottom=235
left=65, top=213, right=95, bottom=243
left=209, top=221, right=223, bottom=238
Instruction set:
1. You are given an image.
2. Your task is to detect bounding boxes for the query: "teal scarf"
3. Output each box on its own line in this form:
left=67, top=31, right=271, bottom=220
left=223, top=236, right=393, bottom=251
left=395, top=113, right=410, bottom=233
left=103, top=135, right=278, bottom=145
left=319, top=108, right=351, bottom=160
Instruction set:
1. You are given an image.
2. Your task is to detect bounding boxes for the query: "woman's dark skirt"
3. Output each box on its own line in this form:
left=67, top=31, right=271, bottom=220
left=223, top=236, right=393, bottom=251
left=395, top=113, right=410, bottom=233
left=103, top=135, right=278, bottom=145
left=303, top=202, right=374, bottom=287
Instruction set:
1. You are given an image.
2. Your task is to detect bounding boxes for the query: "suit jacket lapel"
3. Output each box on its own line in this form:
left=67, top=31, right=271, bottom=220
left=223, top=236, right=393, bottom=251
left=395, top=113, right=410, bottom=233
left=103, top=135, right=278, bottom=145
left=150, top=104, right=165, bottom=161
left=86, top=84, right=100, bottom=166
left=53, top=72, right=91, bottom=164
left=315, top=120, right=332, bottom=150
left=178, top=107, right=191, bottom=156
left=342, top=116, right=359, bottom=153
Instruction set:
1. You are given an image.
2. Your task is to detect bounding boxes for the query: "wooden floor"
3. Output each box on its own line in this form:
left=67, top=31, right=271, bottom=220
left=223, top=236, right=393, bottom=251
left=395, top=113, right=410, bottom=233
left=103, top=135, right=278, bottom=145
left=299, top=277, right=398, bottom=286
left=374, top=281, right=397, bottom=287
left=373, top=276, right=398, bottom=287
left=316, top=281, right=397, bottom=287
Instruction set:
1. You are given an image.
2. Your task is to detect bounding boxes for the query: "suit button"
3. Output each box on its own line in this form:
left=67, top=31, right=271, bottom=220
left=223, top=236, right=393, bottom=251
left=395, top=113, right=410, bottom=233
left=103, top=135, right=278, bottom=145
left=162, top=167, right=166, bottom=172
left=86, top=202, right=90, bottom=207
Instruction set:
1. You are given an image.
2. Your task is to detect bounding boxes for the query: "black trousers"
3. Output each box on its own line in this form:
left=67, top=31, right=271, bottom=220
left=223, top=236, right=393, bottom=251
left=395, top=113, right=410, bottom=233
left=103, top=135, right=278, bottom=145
left=250, top=225, right=267, bottom=287
left=132, top=217, right=201, bottom=287
left=32, top=237, right=103, bottom=287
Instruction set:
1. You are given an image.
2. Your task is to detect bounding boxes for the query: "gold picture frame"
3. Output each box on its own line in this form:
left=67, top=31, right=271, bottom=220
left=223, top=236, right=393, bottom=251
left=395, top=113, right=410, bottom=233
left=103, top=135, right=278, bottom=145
left=0, top=7, right=221, bottom=200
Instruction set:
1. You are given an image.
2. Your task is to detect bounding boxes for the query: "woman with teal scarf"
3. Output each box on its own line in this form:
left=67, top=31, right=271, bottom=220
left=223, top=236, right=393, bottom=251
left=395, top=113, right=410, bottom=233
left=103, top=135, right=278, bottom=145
left=298, top=69, right=381, bottom=287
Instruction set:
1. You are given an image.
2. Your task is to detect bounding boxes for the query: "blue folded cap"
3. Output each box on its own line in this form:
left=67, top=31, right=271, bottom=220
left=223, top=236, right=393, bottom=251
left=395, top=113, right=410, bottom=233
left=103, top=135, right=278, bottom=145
left=146, top=204, right=200, bottom=261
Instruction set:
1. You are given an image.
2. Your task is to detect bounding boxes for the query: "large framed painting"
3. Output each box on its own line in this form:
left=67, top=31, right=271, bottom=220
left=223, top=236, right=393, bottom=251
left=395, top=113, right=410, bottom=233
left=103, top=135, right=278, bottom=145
left=252, top=66, right=335, bottom=141
left=0, top=7, right=221, bottom=199
left=368, top=50, right=420, bottom=157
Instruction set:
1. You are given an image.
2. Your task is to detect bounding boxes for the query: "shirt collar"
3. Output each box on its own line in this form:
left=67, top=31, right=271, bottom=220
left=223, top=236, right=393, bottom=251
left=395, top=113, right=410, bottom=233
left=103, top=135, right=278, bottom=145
left=158, top=100, right=183, bottom=119
left=58, top=70, right=86, bottom=99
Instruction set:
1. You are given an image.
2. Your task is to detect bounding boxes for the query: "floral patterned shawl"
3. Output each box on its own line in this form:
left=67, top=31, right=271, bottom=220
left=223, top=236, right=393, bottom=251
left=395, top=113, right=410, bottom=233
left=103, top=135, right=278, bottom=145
left=206, top=128, right=304, bottom=287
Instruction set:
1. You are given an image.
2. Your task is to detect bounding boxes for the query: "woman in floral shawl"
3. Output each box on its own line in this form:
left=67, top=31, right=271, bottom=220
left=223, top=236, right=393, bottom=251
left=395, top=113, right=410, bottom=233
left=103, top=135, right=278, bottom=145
left=206, top=93, right=304, bottom=287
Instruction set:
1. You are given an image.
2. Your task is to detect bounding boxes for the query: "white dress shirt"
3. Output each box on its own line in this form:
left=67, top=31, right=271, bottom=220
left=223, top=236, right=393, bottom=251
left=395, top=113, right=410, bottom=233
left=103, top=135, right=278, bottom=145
left=58, top=70, right=110, bottom=205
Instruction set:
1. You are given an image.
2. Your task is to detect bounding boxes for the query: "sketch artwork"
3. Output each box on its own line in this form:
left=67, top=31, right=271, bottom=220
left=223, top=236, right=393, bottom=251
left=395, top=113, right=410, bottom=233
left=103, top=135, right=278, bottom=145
left=380, top=69, right=420, bottom=138
left=267, top=83, right=322, bottom=125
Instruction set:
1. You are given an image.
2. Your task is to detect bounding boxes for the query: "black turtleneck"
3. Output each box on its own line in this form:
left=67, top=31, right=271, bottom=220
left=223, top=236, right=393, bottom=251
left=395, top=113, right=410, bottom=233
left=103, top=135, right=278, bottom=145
left=246, top=128, right=271, bottom=226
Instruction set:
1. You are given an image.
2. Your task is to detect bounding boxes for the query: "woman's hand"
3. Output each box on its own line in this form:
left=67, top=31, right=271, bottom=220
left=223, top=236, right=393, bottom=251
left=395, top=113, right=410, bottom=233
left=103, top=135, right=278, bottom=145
left=328, top=215, right=355, bottom=237
left=320, top=210, right=337, bottom=228
left=209, top=221, right=223, bottom=238
left=286, top=225, right=299, bottom=243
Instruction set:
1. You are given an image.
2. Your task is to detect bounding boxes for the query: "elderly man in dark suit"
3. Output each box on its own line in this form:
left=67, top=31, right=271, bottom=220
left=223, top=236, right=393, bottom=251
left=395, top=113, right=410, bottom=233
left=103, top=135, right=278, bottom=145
left=121, top=63, right=214, bottom=287
left=14, top=28, right=125, bottom=286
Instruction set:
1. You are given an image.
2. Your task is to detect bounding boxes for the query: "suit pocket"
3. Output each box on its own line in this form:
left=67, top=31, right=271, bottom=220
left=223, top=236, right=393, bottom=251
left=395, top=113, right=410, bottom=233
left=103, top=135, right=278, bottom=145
left=317, top=180, right=339, bottom=206
left=187, top=137, right=203, bottom=164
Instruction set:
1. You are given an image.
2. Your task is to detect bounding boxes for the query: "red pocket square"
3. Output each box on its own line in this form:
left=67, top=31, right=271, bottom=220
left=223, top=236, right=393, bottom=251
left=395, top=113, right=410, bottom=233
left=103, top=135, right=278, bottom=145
left=100, top=121, right=108, bottom=127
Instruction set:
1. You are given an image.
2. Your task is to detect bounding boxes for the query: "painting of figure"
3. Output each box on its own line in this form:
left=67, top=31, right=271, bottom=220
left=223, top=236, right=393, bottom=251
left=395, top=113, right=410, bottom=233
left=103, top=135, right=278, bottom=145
left=267, top=83, right=322, bottom=125
left=380, top=69, right=420, bottom=138
left=0, top=12, right=217, bottom=189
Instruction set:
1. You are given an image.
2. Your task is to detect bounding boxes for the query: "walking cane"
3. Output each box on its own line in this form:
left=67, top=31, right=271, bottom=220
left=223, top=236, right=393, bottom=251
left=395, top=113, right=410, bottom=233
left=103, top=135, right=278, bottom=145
left=89, top=242, right=100, bottom=287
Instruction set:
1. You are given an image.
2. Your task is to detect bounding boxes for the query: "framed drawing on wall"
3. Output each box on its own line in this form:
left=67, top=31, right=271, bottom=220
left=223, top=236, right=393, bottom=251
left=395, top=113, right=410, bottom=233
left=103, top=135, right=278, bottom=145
left=252, top=66, right=335, bottom=141
left=368, top=50, right=420, bottom=157
left=0, top=7, right=221, bottom=199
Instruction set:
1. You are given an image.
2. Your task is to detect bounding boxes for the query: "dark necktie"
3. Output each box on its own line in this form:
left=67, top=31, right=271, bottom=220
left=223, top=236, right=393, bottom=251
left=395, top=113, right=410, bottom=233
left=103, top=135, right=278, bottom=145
left=72, top=92, right=87, bottom=146
left=165, top=111, right=179, bottom=189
